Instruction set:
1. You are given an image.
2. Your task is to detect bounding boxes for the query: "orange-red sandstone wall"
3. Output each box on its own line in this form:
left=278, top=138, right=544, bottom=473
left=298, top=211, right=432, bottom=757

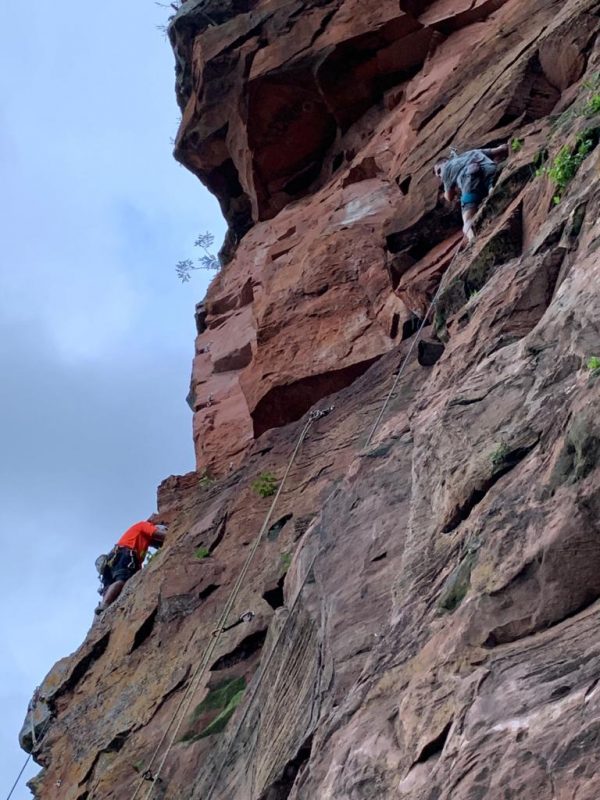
left=176, top=0, right=595, bottom=474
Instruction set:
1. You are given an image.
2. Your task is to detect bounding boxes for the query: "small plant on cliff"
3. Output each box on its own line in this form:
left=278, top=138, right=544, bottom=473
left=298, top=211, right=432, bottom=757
left=280, top=552, right=292, bottom=572
left=511, top=138, right=524, bottom=153
left=195, top=546, right=210, bottom=560
left=490, top=441, right=510, bottom=468
left=199, top=471, right=215, bottom=489
left=181, top=676, right=247, bottom=743
left=544, top=132, right=596, bottom=203
left=251, top=471, right=278, bottom=498
left=176, top=232, right=220, bottom=282
left=584, top=94, right=600, bottom=117
left=533, top=149, right=549, bottom=177
left=586, top=356, right=600, bottom=372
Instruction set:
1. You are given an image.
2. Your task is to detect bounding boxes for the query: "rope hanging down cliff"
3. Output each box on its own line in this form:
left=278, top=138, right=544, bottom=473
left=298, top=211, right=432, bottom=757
left=203, top=240, right=465, bottom=799
left=7, top=241, right=462, bottom=800
left=131, top=241, right=462, bottom=800
left=365, top=238, right=464, bottom=448
left=5, top=693, right=54, bottom=800
left=131, top=407, right=333, bottom=800
left=131, top=238, right=463, bottom=800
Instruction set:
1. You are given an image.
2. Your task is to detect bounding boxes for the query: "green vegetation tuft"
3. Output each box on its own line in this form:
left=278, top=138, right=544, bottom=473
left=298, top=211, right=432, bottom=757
left=533, top=148, right=548, bottom=177
left=181, top=677, right=247, bottom=742
left=195, top=546, right=210, bottom=560
left=251, top=471, right=278, bottom=498
left=438, top=551, right=477, bottom=613
left=542, top=132, right=596, bottom=203
left=584, top=94, right=600, bottom=117
left=196, top=690, right=245, bottom=739
left=191, top=676, right=246, bottom=721
left=586, top=356, right=600, bottom=372
left=280, top=552, right=292, bottom=572
left=582, top=73, right=600, bottom=91
left=490, top=442, right=510, bottom=468
left=511, top=138, right=524, bottom=152
left=199, top=472, right=215, bottom=489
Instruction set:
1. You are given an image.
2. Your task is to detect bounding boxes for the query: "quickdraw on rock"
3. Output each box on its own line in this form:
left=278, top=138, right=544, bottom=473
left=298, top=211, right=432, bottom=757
left=212, top=610, right=255, bottom=637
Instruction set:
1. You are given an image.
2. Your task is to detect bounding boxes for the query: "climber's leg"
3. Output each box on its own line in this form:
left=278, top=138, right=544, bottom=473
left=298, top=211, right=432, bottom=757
left=461, top=204, right=478, bottom=241
left=95, top=580, right=125, bottom=614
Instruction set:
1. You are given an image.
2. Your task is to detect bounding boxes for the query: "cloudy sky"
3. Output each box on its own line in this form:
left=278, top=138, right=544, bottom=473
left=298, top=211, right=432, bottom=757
left=0, top=2, right=225, bottom=795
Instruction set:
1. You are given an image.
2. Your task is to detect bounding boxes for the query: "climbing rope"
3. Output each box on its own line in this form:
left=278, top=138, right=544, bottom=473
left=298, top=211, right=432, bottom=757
left=5, top=755, right=32, bottom=800
left=365, top=238, right=464, bottom=448
left=203, top=240, right=466, bottom=797
left=131, top=407, right=332, bottom=800
left=204, top=540, right=324, bottom=800
left=132, top=240, right=464, bottom=799
left=5, top=695, right=53, bottom=800
left=7, top=239, right=462, bottom=800
left=201, top=234, right=458, bottom=791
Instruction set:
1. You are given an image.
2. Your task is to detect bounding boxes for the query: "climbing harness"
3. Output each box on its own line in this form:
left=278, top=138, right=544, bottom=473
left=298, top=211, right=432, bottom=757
left=365, top=239, right=464, bottom=448
left=131, top=406, right=334, bottom=800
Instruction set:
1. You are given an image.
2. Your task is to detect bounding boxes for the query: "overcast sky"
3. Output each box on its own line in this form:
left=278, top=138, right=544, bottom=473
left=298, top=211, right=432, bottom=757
left=0, top=2, right=225, bottom=796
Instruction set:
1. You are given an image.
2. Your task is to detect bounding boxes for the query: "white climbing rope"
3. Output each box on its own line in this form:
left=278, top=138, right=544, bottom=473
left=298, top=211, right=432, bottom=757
left=5, top=693, right=51, bottom=800
left=11, top=239, right=463, bottom=800
left=132, top=239, right=464, bottom=800
left=203, top=542, right=324, bottom=800
left=5, top=756, right=32, bottom=800
left=365, top=238, right=464, bottom=448
left=203, top=239, right=466, bottom=798
left=131, top=408, right=332, bottom=800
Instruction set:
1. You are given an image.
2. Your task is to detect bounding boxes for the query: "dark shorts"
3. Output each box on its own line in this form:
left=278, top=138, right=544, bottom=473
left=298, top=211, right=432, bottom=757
left=102, top=547, right=139, bottom=588
left=460, top=164, right=496, bottom=209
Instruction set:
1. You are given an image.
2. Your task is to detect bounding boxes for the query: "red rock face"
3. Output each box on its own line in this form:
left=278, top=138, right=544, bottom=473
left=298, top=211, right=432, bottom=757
left=177, top=0, right=597, bottom=476
left=21, top=0, right=600, bottom=798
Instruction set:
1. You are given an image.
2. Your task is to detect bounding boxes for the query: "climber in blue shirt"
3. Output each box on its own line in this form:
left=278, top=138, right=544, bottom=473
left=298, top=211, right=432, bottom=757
left=434, top=144, right=509, bottom=241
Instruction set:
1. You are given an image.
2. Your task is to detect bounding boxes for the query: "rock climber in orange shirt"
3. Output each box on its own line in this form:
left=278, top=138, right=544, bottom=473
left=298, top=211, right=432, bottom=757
left=95, top=520, right=168, bottom=615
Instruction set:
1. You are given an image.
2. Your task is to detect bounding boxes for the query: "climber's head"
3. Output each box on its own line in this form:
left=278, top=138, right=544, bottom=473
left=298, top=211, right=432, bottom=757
left=434, top=160, right=447, bottom=182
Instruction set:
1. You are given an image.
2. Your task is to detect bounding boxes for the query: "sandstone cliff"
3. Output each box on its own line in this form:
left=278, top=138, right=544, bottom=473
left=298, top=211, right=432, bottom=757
left=20, top=0, right=600, bottom=798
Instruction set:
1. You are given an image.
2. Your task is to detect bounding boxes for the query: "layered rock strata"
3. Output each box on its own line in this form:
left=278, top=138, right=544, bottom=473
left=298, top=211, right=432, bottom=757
left=20, top=0, right=600, bottom=798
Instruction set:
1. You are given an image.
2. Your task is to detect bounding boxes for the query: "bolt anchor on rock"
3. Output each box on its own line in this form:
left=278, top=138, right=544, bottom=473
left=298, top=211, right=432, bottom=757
left=212, top=610, right=255, bottom=637
left=309, top=405, right=334, bottom=422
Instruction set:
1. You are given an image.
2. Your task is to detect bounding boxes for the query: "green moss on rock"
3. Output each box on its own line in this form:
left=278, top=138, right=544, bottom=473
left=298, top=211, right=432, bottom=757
left=182, top=676, right=247, bottom=743
left=550, top=416, right=600, bottom=489
left=196, top=689, right=245, bottom=739
left=438, top=550, right=477, bottom=613
left=191, top=676, right=246, bottom=720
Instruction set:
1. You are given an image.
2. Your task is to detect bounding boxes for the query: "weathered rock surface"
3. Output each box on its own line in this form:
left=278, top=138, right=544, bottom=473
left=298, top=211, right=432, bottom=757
left=21, top=0, right=600, bottom=798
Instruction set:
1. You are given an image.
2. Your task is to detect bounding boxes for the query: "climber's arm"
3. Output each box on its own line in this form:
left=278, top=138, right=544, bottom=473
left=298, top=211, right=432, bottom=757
left=444, top=185, right=458, bottom=203
left=482, top=144, right=509, bottom=162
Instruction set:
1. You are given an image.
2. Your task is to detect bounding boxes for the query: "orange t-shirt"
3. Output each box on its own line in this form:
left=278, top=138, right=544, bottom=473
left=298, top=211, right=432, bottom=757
left=117, top=521, right=157, bottom=562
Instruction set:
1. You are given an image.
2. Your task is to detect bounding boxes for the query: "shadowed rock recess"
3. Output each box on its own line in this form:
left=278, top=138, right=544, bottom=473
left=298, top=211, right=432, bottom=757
left=21, top=0, right=600, bottom=798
